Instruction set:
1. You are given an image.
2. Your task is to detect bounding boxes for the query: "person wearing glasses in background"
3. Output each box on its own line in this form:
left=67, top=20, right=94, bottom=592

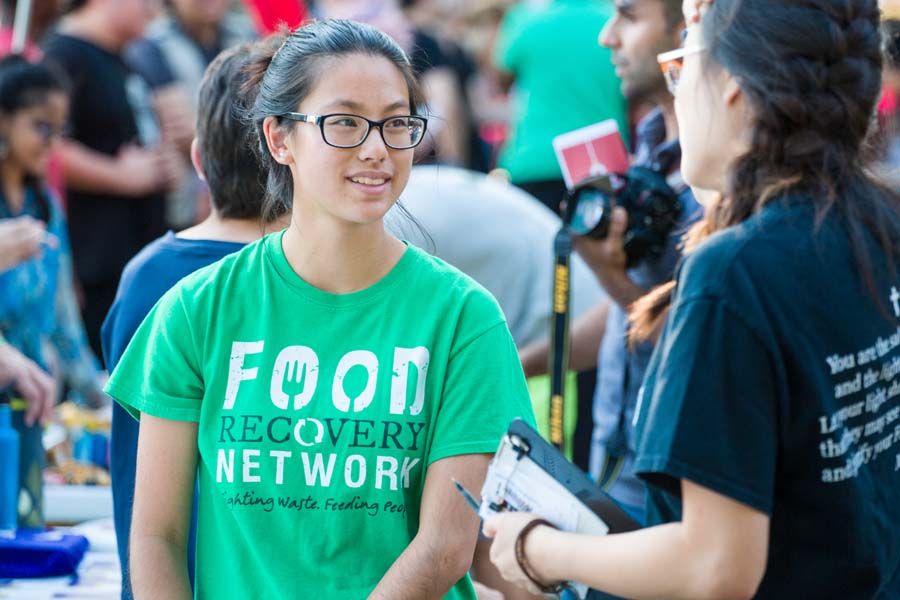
left=485, top=0, right=900, bottom=598
left=104, top=20, right=535, bottom=600
left=0, top=55, right=105, bottom=528
left=518, top=0, right=701, bottom=528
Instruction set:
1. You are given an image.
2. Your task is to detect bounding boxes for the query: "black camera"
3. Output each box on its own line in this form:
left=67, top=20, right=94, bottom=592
left=562, top=143, right=683, bottom=267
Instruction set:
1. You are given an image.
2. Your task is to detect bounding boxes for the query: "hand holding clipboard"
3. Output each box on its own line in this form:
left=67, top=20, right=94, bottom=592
left=465, top=419, right=640, bottom=599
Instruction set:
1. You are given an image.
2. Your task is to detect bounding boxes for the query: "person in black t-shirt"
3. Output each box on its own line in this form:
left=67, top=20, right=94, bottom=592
left=42, top=0, right=180, bottom=362
left=484, top=1, right=900, bottom=598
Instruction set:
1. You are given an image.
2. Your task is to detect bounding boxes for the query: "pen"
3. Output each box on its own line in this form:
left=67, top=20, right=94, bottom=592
left=452, top=479, right=481, bottom=515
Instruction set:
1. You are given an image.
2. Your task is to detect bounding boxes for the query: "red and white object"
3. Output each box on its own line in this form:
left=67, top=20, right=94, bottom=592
left=553, top=119, right=629, bottom=191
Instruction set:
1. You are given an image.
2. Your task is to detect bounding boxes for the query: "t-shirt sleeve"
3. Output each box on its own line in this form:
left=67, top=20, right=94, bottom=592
left=104, top=285, right=204, bottom=422
left=492, top=6, right=529, bottom=73
left=426, top=294, right=536, bottom=464
left=633, top=294, right=778, bottom=515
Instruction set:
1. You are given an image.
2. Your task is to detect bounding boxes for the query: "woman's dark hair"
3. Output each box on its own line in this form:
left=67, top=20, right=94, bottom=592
left=243, top=19, right=425, bottom=224
left=0, top=55, right=69, bottom=222
left=631, top=0, right=900, bottom=343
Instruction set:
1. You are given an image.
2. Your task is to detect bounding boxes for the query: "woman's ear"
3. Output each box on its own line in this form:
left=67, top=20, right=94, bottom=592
left=722, top=72, right=743, bottom=107
left=190, top=138, right=205, bottom=181
left=262, top=116, right=294, bottom=166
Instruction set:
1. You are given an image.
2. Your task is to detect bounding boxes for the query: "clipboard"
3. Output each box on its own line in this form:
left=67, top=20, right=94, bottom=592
left=506, top=418, right=639, bottom=533
left=479, top=418, right=640, bottom=532
left=479, top=419, right=640, bottom=598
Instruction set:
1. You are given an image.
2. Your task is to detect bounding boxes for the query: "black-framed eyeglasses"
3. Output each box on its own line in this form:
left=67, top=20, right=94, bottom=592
left=279, top=112, right=428, bottom=150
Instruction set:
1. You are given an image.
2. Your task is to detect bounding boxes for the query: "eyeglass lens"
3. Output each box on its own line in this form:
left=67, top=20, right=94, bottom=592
left=322, top=115, right=425, bottom=149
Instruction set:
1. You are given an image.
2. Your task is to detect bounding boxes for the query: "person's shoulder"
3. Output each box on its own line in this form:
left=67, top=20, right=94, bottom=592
left=123, top=234, right=252, bottom=300
left=677, top=198, right=817, bottom=300
left=41, top=33, right=81, bottom=67
left=116, top=232, right=181, bottom=292
left=173, top=234, right=265, bottom=290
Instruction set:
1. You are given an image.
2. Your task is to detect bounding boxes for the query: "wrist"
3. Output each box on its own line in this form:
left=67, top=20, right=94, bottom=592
left=516, top=519, right=564, bottom=593
left=524, top=523, right=559, bottom=584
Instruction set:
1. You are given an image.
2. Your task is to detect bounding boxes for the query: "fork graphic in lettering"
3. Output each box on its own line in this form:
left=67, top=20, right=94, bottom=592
left=282, top=360, right=307, bottom=400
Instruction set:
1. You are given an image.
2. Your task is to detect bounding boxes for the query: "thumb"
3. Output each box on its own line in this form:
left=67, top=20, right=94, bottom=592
left=482, top=515, right=499, bottom=538
left=607, top=206, right=628, bottom=241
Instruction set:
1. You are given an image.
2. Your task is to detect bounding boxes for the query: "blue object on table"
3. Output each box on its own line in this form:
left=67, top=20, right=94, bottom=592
left=0, top=404, right=19, bottom=534
left=0, top=529, right=89, bottom=578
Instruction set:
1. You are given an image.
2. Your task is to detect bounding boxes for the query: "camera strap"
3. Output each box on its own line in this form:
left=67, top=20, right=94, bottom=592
left=547, top=227, right=573, bottom=451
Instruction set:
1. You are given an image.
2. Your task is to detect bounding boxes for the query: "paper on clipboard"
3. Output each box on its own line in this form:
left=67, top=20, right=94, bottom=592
left=479, top=439, right=609, bottom=536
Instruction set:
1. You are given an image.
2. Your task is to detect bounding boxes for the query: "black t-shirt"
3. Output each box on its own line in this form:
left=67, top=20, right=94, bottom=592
left=634, top=196, right=900, bottom=598
left=42, top=33, right=165, bottom=285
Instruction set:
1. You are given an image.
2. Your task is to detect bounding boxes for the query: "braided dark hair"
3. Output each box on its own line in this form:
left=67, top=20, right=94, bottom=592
left=630, top=0, right=900, bottom=343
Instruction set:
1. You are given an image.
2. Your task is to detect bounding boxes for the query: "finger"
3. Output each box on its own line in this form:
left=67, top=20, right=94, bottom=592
left=482, top=515, right=499, bottom=538
left=17, top=371, right=42, bottom=427
left=34, top=367, right=56, bottom=424
left=607, top=206, right=628, bottom=242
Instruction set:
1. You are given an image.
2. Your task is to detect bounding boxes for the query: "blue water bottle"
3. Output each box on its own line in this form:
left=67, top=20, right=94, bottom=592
left=0, top=404, right=19, bottom=535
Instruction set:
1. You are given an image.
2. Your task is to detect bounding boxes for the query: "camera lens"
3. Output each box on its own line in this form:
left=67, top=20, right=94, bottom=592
left=568, top=188, right=610, bottom=238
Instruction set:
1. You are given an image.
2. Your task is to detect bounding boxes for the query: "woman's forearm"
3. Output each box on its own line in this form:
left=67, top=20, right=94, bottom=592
left=368, top=532, right=471, bottom=600
left=130, top=534, right=193, bottom=600
left=527, top=523, right=757, bottom=600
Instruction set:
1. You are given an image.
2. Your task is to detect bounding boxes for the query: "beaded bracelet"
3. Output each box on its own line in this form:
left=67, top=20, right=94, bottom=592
left=514, top=518, right=566, bottom=595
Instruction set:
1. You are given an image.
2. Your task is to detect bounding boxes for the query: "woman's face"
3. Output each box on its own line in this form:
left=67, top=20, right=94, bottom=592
left=2, top=92, right=68, bottom=178
left=674, top=15, right=749, bottom=193
left=281, top=53, right=415, bottom=228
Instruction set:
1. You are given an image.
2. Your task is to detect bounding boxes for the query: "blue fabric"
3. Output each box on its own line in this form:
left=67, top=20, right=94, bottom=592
left=588, top=109, right=701, bottom=518
left=101, top=232, right=244, bottom=600
left=0, top=187, right=101, bottom=397
left=0, top=529, right=89, bottom=578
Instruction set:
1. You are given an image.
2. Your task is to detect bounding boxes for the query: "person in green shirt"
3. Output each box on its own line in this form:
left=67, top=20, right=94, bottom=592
left=484, top=0, right=900, bottom=598
left=493, top=0, right=629, bottom=212
left=105, top=19, right=535, bottom=600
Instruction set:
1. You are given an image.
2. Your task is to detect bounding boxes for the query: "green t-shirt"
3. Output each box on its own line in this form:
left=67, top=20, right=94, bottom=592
left=105, top=232, right=536, bottom=599
left=634, top=197, right=900, bottom=598
left=493, top=0, right=628, bottom=183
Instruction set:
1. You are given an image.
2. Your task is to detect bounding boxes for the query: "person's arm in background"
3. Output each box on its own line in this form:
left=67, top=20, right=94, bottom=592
left=0, top=335, right=56, bottom=426
left=519, top=300, right=609, bottom=378
left=57, top=138, right=180, bottom=197
left=58, top=36, right=183, bottom=199
left=153, top=84, right=195, bottom=160
left=573, top=207, right=646, bottom=309
left=129, top=414, right=198, bottom=600
left=125, top=39, right=195, bottom=160
left=484, top=479, right=769, bottom=599
left=368, top=454, right=490, bottom=600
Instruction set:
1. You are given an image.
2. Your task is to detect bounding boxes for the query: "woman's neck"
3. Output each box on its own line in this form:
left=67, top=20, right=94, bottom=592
left=0, top=162, right=26, bottom=215
left=280, top=212, right=406, bottom=295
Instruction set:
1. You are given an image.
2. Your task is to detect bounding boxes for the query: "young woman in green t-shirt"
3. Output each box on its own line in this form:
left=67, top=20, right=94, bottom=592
left=110, top=19, right=535, bottom=600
